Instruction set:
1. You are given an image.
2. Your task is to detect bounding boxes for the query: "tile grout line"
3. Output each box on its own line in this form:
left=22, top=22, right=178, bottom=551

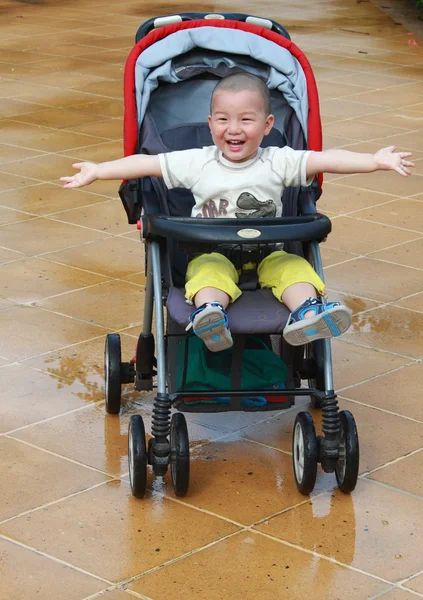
left=324, top=235, right=423, bottom=261
left=322, top=255, right=364, bottom=270
left=326, top=293, right=422, bottom=321
left=0, top=197, right=117, bottom=219
left=0, top=532, right=113, bottom=584
left=4, top=331, right=111, bottom=364
left=21, top=304, right=115, bottom=330
left=147, top=477, right=328, bottom=530
left=389, top=305, right=423, bottom=315
left=358, top=477, right=423, bottom=502
left=361, top=447, right=423, bottom=478
left=390, top=289, right=423, bottom=302
left=322, top=285, right=387, bottom=306
left=2, top=434, right=117, bottom=480
left=84, top=588, right=151, bottom=600
left=238, top=436, right=293, bottom=456
left=336, top=359, right=419, bottom=394
left=332, top=196, right=413, bottom=216
left=363, top=257, right=423, bottom=273
left=114, top=530, right=247, bottom=590
left=338, top=394, right=423, bottom=425
left=23, top=251, right=141, bottom=281
left=3, top=397, right=107, bottom=435
left=331, top=337, right=422, bottom=361
left=370, top=588, right=423, bottom=600
left=245, top=528, right=396, bottom=586
left=399, top=567, right=423, bottom=586
left=342, top=214, right=423, bottom=237
left=23, top=276, right=145, bottom=305
left=0, top=479, right=114, bottom=527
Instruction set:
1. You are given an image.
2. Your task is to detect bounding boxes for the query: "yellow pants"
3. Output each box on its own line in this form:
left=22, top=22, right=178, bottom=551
left=185, top=251, right=326, bottom=303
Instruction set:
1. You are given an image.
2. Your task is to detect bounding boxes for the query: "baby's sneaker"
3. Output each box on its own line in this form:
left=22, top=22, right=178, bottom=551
left=186, top=302, right=233, bottom=352
left=283, top=297, right=352, bottom=346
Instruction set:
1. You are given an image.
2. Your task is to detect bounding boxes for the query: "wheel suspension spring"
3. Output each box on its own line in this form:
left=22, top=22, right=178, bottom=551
left=151, top=396, right=171, bottom=438
left=321, top=393, right=340, bottom=437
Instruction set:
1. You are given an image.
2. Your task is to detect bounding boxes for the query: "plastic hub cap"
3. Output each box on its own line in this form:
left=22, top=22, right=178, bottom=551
left=294, top=422, right=305, bottom=481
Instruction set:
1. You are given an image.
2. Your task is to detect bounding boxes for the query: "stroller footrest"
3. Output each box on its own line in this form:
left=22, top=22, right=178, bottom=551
left=167, top=287, right=290, bottom=334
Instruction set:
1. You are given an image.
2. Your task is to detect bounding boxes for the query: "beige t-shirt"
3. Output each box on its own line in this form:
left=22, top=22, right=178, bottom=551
left=158, top=145, right=312, bottom=219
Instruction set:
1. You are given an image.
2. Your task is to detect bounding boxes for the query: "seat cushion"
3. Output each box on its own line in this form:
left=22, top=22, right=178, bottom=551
left=167, top=287, right=290, bottom=334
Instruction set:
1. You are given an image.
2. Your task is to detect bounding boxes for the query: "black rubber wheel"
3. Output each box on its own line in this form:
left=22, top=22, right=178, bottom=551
left=128, top=415, right=147, bottom=498
left=292, top=411, right=318, bottom=495
left=335, top=410, right=359, bottom=494
left=305, top=340, right=325, bottom=408
left=104, top=334, right=122, bottom=414
left=170, top=413, right=190, bottom=497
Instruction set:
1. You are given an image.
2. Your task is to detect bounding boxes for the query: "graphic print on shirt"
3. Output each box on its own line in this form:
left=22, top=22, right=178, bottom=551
left=235, top=192, right=277, bottom=218
left=194, top=193, right=277, bottom=218
left=195, top=198, right=229, bottom=218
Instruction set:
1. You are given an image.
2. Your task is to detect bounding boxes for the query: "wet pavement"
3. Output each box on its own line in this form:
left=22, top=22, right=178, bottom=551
left=1, top=0, right=423, bottom=598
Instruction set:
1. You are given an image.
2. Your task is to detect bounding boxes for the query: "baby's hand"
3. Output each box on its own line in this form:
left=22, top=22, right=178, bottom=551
left=60, top=162, right=99, bottom=188
left=374, top=146, right=414, bottom=177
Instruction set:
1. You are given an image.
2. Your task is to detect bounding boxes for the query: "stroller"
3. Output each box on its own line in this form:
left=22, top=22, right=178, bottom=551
left=104, top=12, right=359, bottom=498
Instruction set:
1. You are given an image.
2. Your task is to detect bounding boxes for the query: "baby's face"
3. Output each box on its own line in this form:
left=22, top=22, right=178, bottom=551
left=208, top=88, right=274, bottom=163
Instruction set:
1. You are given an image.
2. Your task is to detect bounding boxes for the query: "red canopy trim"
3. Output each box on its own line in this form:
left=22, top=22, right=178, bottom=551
left=123, top=19, right=322, bottom=183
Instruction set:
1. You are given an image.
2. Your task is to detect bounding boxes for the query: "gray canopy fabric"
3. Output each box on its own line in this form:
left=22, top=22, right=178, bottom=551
left=134, top=26, right=308, bottom=139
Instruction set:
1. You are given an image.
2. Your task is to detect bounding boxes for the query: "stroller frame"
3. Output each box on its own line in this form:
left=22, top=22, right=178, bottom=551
left=104, top=12, right=359, bottom=498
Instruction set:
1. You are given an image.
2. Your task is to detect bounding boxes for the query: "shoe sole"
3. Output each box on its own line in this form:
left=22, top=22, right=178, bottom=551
left=283, top=305, right=352, bottom=347
left=193, top=307, right=233, bottom=352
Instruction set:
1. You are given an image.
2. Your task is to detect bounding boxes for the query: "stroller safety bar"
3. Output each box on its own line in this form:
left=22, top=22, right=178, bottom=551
left=141, top=214, right=331, bottom=244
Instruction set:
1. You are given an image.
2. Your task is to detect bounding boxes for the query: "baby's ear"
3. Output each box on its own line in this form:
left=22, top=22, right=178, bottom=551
left=264, top=113, right=275, bottom=134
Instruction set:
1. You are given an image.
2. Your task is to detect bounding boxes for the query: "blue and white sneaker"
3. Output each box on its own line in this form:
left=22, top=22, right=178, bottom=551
left=186, top=302, right=233, bottom=352
left=283, top=297, right=352, bottom=346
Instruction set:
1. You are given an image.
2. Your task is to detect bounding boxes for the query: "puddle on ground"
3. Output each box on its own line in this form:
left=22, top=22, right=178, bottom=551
left=352, top=312, right=391, bottom=333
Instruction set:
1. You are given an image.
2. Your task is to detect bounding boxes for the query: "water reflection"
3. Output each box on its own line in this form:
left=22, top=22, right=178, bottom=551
left=43, top=353, right=104, bottom=403
left=290, top=491, right=356, bottom=565
left=352, top=312, right=391, bottom=334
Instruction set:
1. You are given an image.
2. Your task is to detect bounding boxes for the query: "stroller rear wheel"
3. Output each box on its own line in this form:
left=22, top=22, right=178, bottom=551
left=292, top=412, right=318, bottom=495
left=128, top=415, right=148, bottom=498
left=104, top=334, right=122, bottom=414
left=170, top=413, right=190, bottom=497
left=335, top=411, right=359, bottom=493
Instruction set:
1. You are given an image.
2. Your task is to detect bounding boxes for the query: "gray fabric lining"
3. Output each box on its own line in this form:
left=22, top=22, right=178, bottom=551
left=148, top=80, right=291, bottom=139
left=135, top=27, right=308, bottom=139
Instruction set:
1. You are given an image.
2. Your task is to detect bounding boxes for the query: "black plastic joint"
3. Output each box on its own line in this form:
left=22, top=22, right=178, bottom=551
left=319, top=437, right=339, bottom=472
left=134, top=375, right=153, bottom=391
left=120, top=362, right=135, bottom=384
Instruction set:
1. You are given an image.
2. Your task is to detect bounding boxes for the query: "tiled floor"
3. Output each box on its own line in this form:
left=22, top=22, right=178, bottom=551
left=1, top=0, right=422, bottom=598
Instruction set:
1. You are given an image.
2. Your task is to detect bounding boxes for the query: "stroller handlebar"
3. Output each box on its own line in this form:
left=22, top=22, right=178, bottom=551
left=141, top=214, right=331, bottom=244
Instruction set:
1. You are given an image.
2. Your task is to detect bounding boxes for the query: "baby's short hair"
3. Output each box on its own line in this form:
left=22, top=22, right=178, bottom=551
left=210, top=72, right=271, bottom=115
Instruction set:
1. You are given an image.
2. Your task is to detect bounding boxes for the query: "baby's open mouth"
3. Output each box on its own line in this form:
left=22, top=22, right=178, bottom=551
left=227, top=140, right=244, bottom=149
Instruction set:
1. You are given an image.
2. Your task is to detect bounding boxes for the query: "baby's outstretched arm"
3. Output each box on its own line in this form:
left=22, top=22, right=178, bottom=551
left=306, top=146, right=414, bottom=179
left=60, top=154, right=162, bottom=189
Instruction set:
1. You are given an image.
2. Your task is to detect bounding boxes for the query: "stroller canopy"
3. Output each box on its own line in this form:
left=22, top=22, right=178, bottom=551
left=123, top=20, right=322, bottom=159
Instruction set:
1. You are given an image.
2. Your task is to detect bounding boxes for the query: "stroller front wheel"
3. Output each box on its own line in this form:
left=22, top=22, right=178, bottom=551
left=292, top=412, right=318, bottom=495
left=335, top=411, right=359, bottom=493
left=170, top=413, right=190, bottom=497
left=128, top=415, right=148, bottom=498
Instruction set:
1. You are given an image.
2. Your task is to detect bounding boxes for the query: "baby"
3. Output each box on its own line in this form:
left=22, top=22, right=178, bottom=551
left=61, top=73, right=414, bottom=352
